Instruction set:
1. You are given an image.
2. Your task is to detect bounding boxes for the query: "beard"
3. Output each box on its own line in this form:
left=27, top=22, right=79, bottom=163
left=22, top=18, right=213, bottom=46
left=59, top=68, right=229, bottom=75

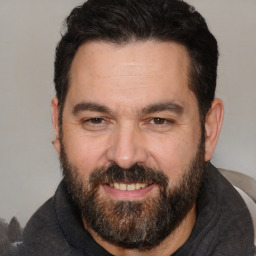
left=60, top=137, right=205, bottom=251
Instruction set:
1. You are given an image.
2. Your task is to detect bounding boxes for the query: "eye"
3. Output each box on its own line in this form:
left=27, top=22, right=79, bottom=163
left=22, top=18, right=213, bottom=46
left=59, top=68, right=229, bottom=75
left=81, top=117, right=108, bottom=131
left=88, top=117, right=105, bottom=124
left=146, top=117, right=176, bottom=132
left=150, top=118, right=169, bottom=125
left=149, top=118, right=175, bottom=125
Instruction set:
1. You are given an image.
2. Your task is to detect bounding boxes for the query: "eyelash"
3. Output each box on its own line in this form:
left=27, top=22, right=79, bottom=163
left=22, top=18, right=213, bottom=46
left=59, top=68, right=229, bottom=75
left=149, top=117, right=175, bottom=125
left=83, top=117, right=105, bottom=124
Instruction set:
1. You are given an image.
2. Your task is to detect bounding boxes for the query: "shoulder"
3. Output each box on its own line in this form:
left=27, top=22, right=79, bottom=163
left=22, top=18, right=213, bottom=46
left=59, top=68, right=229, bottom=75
left=202, top=163, right=255, bottom=255
left=17, top=189, right=73, bottom=255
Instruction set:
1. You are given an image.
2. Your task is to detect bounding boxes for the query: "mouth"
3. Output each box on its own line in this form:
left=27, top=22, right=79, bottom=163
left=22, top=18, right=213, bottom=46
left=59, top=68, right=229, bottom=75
left=109, top=182, right=148, bottom=191
left=102, top=182, right=156, bottom=200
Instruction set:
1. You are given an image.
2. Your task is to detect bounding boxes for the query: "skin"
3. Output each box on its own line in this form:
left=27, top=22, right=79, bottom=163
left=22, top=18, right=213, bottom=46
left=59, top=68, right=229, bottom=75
left=52, top=41, right=224, bottom=256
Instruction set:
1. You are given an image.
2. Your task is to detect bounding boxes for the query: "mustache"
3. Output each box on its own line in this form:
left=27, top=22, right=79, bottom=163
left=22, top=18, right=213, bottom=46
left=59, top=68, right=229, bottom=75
left=88, top=163, right=169, bottom=189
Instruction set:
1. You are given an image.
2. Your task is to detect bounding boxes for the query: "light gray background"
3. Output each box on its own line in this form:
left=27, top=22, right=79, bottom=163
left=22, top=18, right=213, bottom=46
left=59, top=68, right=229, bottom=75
left=0, top=0, right=255, bottom=227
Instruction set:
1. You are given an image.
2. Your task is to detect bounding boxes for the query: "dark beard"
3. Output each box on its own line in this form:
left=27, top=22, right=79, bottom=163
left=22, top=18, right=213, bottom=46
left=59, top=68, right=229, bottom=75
left=60, top=139, right=205, bottom=251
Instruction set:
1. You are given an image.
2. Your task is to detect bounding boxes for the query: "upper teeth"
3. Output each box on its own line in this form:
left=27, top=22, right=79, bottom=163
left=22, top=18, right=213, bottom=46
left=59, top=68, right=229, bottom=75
left=109, top=183, right=147, bottom=191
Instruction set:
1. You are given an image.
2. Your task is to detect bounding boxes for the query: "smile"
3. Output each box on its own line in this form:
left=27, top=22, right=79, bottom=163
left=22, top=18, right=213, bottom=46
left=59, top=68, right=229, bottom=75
left=102, top=183, right=155, bottom=200
left=109, top=183, right=148, bottom=191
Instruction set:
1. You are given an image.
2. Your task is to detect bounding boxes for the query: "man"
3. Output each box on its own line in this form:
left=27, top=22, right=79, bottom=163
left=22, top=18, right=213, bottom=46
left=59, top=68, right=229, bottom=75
left=16, top=0, right=254, bottom=255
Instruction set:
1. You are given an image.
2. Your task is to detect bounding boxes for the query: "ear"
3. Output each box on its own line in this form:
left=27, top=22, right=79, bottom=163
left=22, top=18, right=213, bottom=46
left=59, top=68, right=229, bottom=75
left=204, top=98, right=224, bottom=161
left=51, top=97, right=61, bottom=155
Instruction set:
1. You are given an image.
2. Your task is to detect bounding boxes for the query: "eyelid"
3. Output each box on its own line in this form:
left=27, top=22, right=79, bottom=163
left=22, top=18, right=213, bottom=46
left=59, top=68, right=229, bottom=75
left=143, top=117, right=176, bottom=132
left=148, top=117, right=176, bottom=124
left=80, top=116, right=111, bottom=131
left=81, top=117, right=108, bottom=124
left=84, top=117, right=105, bottom=123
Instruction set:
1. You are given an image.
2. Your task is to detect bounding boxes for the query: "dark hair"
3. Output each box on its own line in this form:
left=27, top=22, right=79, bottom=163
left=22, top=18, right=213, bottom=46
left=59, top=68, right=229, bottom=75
left=54, top=0, right=218, bottom=124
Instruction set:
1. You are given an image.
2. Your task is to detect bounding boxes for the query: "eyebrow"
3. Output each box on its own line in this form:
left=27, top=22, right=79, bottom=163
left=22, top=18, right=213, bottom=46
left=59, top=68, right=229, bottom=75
left=72, top=102, right=112, bottom=115
left=72, top=101, right=184, bottom=116
left=141, top=102, right=184, bottom=115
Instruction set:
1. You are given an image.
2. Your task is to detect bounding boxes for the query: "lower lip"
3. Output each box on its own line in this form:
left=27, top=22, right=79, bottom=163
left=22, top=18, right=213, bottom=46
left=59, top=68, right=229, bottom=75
left=102, top=184, right=156, bottom=200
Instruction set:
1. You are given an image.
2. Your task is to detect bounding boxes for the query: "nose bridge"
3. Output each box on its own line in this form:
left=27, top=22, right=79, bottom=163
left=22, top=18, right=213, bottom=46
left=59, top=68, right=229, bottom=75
left=106, top=122, right=147, bottom=169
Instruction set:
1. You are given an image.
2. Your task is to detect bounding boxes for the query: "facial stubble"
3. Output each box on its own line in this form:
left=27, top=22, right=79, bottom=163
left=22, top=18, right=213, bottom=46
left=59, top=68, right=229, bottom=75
left=60, top=137, right=205, bottom=251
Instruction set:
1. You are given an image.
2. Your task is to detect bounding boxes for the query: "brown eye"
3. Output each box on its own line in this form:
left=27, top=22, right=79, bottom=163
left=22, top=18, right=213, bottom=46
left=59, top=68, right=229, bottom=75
left=81, top=117, right=108, bottom=131
left=89, top=118, right=105, bottom=124
left=151, top=118, right=168, bottom=125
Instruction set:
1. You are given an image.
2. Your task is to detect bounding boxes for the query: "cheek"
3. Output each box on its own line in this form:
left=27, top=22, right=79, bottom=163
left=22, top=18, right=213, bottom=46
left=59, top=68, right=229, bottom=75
left=62, top=126, right=109, bottom=175
left=146, top=131, right=200, bottom=183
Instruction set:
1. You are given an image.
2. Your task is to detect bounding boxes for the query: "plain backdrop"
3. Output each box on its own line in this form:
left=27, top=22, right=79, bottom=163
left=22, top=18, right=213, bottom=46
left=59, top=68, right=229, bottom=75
left=0, top=0, right=255, bottom=227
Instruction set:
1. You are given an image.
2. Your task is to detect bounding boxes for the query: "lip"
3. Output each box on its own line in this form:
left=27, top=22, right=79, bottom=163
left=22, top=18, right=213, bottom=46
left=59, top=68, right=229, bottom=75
left=102, top=183, right=156, bottom=200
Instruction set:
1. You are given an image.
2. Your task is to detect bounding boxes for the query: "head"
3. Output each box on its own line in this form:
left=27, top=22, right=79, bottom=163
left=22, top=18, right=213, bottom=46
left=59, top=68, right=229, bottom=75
left=54, top=0, right=219, bottom=125
left=51, top=0, right=223, bottom=252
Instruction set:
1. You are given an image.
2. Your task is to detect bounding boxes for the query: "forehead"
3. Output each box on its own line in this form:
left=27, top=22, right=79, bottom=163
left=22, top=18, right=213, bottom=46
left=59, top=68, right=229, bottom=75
left=70, top=40, right=190, bottom=81
left=67, top=40, right=195, bottom=112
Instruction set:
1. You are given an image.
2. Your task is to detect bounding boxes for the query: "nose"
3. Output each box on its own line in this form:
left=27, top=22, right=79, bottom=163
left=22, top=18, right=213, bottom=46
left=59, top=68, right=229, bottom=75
left=106, top=123, right=148, bottom=169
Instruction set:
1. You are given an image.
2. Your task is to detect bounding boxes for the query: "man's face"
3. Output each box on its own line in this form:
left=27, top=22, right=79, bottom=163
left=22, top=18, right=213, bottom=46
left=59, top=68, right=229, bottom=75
left=55, top=41, right=205, bottom=249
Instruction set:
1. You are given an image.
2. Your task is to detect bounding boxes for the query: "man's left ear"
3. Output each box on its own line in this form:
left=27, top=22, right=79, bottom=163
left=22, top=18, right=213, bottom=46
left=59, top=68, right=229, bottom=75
left=204, top=98, right=224, bottom=161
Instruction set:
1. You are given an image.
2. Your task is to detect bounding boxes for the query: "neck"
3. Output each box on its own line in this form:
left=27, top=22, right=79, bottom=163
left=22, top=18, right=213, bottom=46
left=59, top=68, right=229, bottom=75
left=83, top=204, right=196, bottom=256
